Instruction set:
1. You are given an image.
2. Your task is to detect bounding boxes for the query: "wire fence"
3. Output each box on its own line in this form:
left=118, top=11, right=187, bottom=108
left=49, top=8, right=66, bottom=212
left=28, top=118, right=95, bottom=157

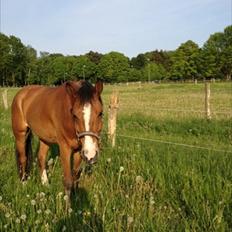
left=107, top=83, right=232, bottom=153
left=116, top=134, right=232, bottom=154
left=118, top=105, right=232, bottom=116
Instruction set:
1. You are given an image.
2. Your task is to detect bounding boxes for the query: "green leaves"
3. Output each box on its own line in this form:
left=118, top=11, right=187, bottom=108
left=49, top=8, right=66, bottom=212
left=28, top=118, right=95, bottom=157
left=170, top=40, right=200, bottom=80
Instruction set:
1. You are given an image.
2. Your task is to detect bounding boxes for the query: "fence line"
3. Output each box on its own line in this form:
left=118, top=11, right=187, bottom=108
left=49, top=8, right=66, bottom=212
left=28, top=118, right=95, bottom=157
left=116, top=134, right=232, bottom=154
left=118, top=106, right=232, bottom=115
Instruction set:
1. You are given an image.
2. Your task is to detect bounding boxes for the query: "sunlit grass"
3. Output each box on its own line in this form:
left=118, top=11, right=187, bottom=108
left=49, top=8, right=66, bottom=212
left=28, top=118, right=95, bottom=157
left=0, top=82, right=231, bottom=231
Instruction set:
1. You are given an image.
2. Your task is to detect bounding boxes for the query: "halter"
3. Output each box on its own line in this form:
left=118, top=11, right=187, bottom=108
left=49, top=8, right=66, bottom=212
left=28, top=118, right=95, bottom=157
left=76, top=131, right=100, bottom=140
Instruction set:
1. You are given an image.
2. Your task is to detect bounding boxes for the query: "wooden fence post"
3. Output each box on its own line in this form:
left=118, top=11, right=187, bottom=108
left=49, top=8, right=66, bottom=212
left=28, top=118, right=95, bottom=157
left=205, top=82, right=211, bottom=119
left=108, top=92, right=119, bottom=147
left=2, top=89, right=8, bottom=110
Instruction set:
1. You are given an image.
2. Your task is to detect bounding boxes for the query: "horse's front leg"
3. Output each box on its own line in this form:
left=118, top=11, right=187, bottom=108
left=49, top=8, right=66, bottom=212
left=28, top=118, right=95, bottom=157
left=59, top=143, right=73, bottom=209
left=38, top=140, right=49, bottom=185
left=73, top=151, right=82, bottom=190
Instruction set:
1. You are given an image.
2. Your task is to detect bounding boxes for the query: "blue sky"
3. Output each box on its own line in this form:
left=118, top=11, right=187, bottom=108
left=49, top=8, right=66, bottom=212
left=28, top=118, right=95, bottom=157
left=1, top=0, right=231, bottom=57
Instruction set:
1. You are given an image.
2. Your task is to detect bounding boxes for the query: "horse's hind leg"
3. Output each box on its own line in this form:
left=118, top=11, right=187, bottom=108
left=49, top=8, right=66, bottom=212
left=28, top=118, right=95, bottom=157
left=37, top=140, right=49, bottom=185
left=15, top=129, right=32, bottom=181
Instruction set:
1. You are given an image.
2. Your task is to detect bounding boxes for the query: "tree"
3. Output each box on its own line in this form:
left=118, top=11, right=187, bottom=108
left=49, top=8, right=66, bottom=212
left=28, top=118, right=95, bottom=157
left=71, top=55, right=97, bottom=82
left=86, top=51, right=103, bottom=65
left=97, top=52, right=130, bottom=82
left=8, top=36, right=28, bottom=86
left=201, top=33, right=224, bottom=79
left=143, top=63, right=166, bottom=81
left=26, top=46, right=37, bottom=84
left=145, top=50, right=172, bottom=71
left=170, top=40, right=200, bottom=80
left=0, top=33, right=11, bottom=86
left=130, top=54, right=147, bottom=69
left=220, top=26, right=232, bottom=80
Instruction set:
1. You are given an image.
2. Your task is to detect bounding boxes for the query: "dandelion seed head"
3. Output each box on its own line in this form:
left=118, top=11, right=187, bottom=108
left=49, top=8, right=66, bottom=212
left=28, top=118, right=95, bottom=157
left=127, top=216, right=134, bottom=224
left=119, top=166, right=124, bottom=172
left=57, top=192, right=63, bottom=197
left=45, top=209, right=51, bottom=215
left=35, top=219, right=40, bottom=225
left=135, top=175, right=144, bottom=183
left=31, top=199, right=36, bottom=206
left=39, top=192, right=45, bottom=198
left=48, top=158, right=54, bottom=166
left=15, top=218, right=20, bottom=224
left=37, top=209, right=42, bottom=214
left=20, top=214, right=27, bottom=221
left=150, top=200, right=155, bottom=205
left=68, top=208, right=73, bottom=214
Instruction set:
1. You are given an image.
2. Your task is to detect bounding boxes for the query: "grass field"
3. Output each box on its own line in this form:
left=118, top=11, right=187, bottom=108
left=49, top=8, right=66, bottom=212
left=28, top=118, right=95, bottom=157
left=0, top=82, right=231, bottom=231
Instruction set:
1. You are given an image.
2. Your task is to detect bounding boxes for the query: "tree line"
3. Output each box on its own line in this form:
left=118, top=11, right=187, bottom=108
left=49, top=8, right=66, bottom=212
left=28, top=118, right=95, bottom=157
left=0, top=25, right=231, bottom=86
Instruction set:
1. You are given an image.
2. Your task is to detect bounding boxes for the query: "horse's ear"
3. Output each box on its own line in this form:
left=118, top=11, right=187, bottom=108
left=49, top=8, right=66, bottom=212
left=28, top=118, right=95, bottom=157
left=95, top=80, right=103, bottom=95
left=65, top=81, right=77, bottom=98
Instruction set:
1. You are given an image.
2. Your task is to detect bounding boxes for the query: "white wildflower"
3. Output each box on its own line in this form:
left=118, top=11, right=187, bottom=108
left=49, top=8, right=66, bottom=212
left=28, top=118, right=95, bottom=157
left=20, top=214, right=27, bottom=221
left=135, top=175, right=144, bottom=183
left=37, top=209, right=42, bottom=214
left=31, top=199, right=36, bottom=206
left=63, top=195, right=69, bottom=201
left=39, top=192, right=45, bottom=198
left=15, top=218, right=20, bottom=224
left=5, top=213, right=10, bottom=218
left=150, top=200, right=155, bottom=205
left=45, top=209, right=51, bottom=215
left=26, top=194, right=30, bottom=198
left=127, top=216, right=134, bottom=224
left=119, top=166, right=124, bottom=172
left=68, top=208, right=73, bottom=214
left=35, top=219, right=40, bottom=225
left=107, top=158, right=111, bottom=163
left=57, top=192, right=63, bottom=197
left=48, top=158, right=54, bottom=166
left=62, top=225, right=67, bottom=231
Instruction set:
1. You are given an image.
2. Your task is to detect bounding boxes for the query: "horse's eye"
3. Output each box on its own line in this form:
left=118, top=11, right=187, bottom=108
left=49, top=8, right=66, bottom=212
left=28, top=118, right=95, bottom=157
left=73, top=114, right=79, bottom=120
left=99, top=112, right=103, bottom=117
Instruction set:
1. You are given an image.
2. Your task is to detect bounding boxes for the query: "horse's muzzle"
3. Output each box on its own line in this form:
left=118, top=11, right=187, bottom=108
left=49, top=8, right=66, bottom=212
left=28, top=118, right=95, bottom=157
left=80, top=150, right=98, bottom=165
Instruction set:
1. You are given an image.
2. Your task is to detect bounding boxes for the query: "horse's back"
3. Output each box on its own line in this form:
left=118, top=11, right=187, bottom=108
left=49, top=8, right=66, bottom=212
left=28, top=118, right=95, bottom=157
left=12, top=85, right=63, bottom=134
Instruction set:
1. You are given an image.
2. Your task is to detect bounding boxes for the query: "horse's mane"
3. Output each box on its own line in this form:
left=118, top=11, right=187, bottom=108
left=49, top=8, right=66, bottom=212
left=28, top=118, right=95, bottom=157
left=77, top=81, right=94, bottom=105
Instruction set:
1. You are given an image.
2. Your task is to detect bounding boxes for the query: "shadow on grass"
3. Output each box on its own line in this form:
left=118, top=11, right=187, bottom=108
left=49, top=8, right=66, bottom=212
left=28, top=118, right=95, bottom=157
left=55, top=187, right=103, bottom=232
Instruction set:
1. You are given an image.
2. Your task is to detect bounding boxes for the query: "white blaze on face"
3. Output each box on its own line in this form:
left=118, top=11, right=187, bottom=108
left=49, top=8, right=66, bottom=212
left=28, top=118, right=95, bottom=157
left=83, top=103, right=97, bottom=160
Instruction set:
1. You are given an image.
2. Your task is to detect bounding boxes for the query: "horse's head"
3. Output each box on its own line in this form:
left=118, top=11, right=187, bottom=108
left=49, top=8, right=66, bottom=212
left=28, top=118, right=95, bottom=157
left=65, top=80, right=103, bottom=165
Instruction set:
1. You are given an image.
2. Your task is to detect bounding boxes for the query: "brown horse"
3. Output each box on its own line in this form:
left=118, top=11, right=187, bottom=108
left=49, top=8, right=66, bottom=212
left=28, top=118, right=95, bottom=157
left=11, top=80, right=103, bottom=205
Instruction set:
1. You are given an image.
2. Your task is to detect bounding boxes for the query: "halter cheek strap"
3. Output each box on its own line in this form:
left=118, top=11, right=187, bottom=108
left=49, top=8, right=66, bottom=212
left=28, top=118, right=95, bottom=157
left=76, top=131, right=100, bottom=140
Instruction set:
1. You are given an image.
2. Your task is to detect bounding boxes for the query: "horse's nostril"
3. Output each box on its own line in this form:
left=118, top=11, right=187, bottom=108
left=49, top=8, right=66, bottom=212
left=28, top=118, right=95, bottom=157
left=88, top=157, right=97, bottom=165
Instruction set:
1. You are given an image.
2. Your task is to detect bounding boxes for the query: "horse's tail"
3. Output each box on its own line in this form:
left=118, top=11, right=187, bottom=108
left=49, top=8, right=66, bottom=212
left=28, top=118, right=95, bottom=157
left=25, top=130, right=33, bottom=176
left=15, top=130, right=33, bottom=180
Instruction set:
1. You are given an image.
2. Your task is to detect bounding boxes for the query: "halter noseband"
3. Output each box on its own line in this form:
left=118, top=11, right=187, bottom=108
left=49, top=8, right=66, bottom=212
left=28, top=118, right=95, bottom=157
left=76, top=131, right=100, bottom=140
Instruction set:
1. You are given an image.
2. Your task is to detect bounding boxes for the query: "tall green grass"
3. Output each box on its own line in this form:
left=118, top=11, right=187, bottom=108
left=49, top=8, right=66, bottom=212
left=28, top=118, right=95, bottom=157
left=0, top=83, right=231, bottom=231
